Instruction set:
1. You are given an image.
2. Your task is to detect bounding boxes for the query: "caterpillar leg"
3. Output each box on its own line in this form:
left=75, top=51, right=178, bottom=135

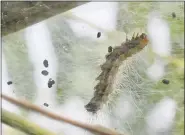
left=132, top=32, right=135, bottom=40
left=126, top=34, right=129, bottom=42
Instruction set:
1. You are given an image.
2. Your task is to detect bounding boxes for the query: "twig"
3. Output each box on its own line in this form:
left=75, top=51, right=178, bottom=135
left=2, top=108, right=56, bottom=135
left=2, top=94, right=124, bottom=135
left=2, top=1, right=88, bottom=36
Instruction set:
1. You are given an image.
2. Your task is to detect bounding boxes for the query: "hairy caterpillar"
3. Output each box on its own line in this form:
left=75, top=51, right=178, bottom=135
left=85, top=33, right=149, bottom=114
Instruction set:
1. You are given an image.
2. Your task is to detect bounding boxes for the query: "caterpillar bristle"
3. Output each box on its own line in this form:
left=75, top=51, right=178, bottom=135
left=132, top=32, right=135, bottom=40
left=96, top=72, right=103, bottom=80
left=126, top=34, right=129, bottom=42
left=136, top=33, right=139, bottom=38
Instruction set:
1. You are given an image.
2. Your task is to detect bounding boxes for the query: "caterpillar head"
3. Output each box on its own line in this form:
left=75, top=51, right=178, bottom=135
left=138, top=33, right=149, bottom=48
left=124, top=33, right=149, bottom=52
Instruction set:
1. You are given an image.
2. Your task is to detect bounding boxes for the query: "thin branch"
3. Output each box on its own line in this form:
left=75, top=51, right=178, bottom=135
left=2, top=94, right=124, bottom=135
left=2, top=1, right=88, bottom=36
left=2, top=108, right=57, bottom=135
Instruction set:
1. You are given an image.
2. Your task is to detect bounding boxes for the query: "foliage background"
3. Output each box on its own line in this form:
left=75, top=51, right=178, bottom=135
left=2, top=2, right=184, bottom=135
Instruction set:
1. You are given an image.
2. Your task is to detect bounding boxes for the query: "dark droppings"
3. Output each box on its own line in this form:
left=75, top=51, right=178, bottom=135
left=108, top=46, right=113, bottom=53
left=51, top=80, right=55, bottom=84
left=41, top=70, right=49, bottom=76
left=162, top=79, right=170, bottom=84
left=48, top=78, right=55, bottom=88
left=172, top=12, right=176, bottom=18
left=48, top=80, right=53, bottom=88
left=7, top=81, right=13, bottom=85
left=97, top=32, right=101, bottom=38
left=43, top=103, right=49, bottom=107
left=43, top=59, right=49, bottom=68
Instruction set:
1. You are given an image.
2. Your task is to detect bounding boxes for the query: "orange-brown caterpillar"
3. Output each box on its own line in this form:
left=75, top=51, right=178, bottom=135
left=85, top=33, right=149, bottom=114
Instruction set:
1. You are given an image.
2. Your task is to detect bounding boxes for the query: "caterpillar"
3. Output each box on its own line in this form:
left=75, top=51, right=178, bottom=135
left=85, top=33, right=149, bottom=114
